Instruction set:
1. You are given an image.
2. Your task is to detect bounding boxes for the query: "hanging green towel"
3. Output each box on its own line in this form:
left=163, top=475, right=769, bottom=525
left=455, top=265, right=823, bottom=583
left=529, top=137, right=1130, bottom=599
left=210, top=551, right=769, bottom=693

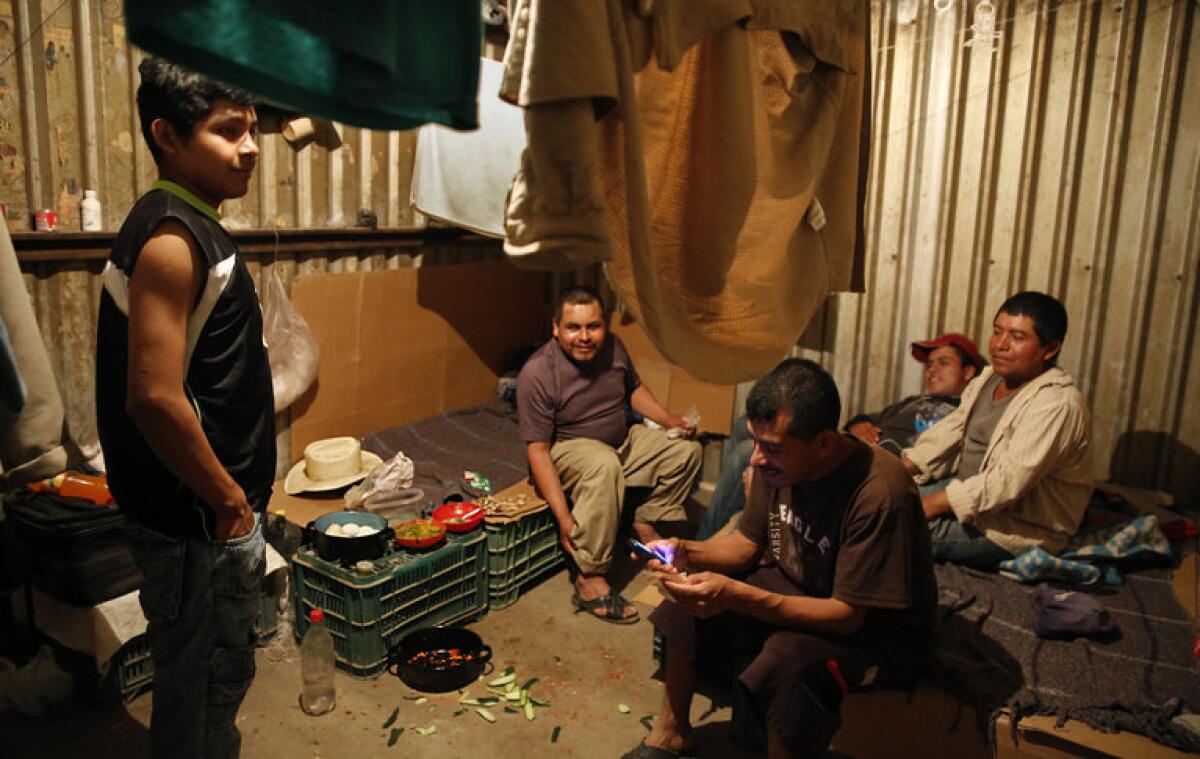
left=124, top=0, right=481, bottom=131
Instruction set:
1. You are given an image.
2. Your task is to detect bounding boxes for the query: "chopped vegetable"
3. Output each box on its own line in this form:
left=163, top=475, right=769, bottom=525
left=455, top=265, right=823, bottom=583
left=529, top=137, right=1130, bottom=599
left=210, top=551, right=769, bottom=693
left=518, top=689, right=529, bottom=707
left=461, top=695, right=500, bottom=706
left=531, top=697, right=550, bottom=707
left=640, top=716, right=654, bottom=732
left=382, top=706, right=400, bottom=729
left=414, top=726, right=438, bottom=736
left=505, top=691, right=521, bottom=702
left=403, top=695, right=422, bottom=701
left=453, top=708, right=467, bottom=717
left=504, top=705, right=520, bottom=714
left=489, top=672, right=517, bottom=687
left=520, top=677, right=539, bottom=691
left=395, top=520, right=442, bottom=539
left=551, top=726, right=561, bottom=743
left=476, top=707, right=497, bottom=723
left=406, top=648, right=477, bottom=669
left=524, top=701, right=536, bottom=721
left=428, top=705, right=436, bottom=712
left=387, top=727, right=404, bottom=746
left=617, top=703, right=632, bottom=714
left=414, top=697, right=428, bottom=705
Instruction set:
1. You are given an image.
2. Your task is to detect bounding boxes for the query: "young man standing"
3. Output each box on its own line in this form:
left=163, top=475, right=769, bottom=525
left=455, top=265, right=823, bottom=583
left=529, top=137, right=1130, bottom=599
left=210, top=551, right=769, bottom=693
left=95, top=58, right=272, bottom=758
left=630, top=360, right=936, bottom=759
left=517, top=286, right=700, bottom=624
left=903, top=292, right=1092, bottom=569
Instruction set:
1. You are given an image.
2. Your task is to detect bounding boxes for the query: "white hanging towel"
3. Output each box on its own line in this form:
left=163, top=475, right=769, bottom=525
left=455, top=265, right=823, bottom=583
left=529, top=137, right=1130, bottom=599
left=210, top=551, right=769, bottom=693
left=411, top=58, right=525, bottom=238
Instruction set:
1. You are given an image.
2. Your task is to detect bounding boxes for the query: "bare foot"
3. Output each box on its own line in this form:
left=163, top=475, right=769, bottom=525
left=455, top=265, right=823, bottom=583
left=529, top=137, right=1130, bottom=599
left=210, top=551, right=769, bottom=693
left=575, top=574, right=636, bottom=621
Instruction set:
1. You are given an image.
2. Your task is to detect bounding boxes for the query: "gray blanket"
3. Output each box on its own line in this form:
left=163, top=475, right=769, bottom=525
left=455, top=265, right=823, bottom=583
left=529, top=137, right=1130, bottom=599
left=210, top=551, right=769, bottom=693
left=362, top=400, right=527, bottom=503
left=929, top=561, right=1200, bottom=752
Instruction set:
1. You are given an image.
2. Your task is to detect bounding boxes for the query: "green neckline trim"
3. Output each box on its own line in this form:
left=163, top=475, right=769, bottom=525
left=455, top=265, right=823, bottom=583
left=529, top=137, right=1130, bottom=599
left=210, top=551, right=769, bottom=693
left=151, top=180, right=222, bottom=222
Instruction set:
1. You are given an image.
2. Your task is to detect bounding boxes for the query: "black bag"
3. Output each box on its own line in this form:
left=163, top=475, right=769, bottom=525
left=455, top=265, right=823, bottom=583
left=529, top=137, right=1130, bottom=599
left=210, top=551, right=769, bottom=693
left=5, top=490, right=143, bottom=606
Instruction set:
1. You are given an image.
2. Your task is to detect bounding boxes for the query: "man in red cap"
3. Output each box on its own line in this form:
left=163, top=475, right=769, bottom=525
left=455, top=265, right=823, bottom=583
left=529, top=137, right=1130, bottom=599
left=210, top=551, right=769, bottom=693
left=695, top=332, right=984, bottom=542
left=845, top=332, right=986, bottom=455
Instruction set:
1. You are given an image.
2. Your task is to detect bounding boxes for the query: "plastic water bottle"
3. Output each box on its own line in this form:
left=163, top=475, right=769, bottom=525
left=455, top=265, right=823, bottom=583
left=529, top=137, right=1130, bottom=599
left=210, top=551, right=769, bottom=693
left=80, top=190, right=102, bottom=231
left=299, top=609, right=336, bottom=716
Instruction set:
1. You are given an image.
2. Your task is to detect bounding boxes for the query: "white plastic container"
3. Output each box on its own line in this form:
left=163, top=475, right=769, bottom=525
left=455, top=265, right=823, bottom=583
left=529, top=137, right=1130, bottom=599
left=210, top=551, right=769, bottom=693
left=80, top=190, right=102, bottom=231
left=363, top=487, right=424, bottom=525
left=299, top=609, right=336, bottom=716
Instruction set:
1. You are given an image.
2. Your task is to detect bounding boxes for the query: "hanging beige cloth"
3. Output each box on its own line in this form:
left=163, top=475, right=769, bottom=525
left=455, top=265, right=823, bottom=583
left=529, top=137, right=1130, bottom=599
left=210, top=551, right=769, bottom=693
left=0, top=224, right=73, bottom=487
left=501, top=0, right=869, bottom=382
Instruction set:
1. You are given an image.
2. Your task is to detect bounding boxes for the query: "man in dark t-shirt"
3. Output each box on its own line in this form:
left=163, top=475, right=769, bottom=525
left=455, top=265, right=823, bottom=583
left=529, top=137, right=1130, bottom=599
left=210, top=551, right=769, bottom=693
left=517, top=286, right=701, bottom=625
left=95, top=59, right=270, bottom=759
left=627, top=359, right=936, bottom=759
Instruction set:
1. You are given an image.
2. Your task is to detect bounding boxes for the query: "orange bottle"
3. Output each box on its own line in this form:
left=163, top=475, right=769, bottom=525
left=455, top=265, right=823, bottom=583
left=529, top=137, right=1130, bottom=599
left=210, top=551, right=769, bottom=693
left=28, top=471, right=114, bottom=505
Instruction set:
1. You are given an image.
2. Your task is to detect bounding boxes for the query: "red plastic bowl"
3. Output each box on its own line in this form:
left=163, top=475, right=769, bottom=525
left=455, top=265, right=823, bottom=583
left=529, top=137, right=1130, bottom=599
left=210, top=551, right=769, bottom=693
left=394, top=519, right=447, bottom=550
left=432, top=502, right=485, bottom=533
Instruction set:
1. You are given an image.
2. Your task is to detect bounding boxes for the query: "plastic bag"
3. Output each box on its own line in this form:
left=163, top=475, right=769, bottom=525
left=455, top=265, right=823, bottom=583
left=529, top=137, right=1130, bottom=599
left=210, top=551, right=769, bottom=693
left=667, top=405, right=701, bottom=439
left=263, top=269, right=320, bottom=413
left=5, top=645, right=73, bottom=716
left=343, top=451, right=415, bottom=510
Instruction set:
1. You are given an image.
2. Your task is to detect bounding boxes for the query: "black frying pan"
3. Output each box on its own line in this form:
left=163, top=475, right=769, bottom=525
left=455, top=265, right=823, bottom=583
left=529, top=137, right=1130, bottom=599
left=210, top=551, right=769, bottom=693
left=388, top=626, right=492, bottom=692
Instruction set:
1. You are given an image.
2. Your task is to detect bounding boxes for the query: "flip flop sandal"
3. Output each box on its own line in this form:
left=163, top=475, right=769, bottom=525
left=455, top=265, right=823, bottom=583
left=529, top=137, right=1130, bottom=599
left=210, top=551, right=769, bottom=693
left=619, top=740, right=699, bottom=758
left=571, top=592, right=639, bottom=624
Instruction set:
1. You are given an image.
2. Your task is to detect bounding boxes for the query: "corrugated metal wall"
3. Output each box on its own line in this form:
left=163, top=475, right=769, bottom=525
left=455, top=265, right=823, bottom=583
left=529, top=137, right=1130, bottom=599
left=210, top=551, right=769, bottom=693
left=8, top=0, right=1200, bottom=503
left=0, top=0, right=424, bottom=230
left=793, top=0, right=1200, bottom=504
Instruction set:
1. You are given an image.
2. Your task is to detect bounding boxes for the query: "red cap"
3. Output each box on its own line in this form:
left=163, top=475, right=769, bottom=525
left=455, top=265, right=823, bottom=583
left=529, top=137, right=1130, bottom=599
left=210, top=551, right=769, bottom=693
left=309, top=609, right=324, bottom=623
left=910, top=333, right=986, bottom=371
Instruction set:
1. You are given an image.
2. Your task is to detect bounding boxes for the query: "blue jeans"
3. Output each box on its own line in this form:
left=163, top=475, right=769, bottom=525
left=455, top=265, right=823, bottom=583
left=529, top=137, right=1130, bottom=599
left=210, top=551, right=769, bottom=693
left=697, top=418, right=754, bottom=540
left=927, top=515, right=1011, bottom=570
left=127, top=513, right=265, bottom=759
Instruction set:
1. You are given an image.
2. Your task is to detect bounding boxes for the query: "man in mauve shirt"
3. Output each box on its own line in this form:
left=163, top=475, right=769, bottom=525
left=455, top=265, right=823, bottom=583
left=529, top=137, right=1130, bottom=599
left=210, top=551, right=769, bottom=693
left=517, top=286, right=701, bottom=625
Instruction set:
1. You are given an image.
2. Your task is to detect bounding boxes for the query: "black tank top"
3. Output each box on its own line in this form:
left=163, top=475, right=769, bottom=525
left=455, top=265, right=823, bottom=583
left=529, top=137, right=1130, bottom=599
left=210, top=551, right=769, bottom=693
left=95, top=185, right=275, bottom=539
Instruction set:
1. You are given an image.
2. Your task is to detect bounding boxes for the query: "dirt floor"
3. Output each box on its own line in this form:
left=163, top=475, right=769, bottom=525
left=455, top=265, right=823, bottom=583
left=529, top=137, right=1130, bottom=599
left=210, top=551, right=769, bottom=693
left=0, top=556, right=761, bottom=759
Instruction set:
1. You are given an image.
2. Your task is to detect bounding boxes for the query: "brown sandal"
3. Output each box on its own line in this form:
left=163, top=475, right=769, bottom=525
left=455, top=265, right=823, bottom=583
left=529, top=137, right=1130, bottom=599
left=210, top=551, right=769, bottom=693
left=571, top=592, right=639, bottom=624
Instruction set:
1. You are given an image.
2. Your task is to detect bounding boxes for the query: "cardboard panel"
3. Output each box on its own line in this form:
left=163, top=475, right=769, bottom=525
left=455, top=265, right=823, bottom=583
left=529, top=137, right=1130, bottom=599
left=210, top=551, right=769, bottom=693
left=610, top=314, right=735, bottom=436
left=992, top=712, right=1193, bottom=759
left=289, top=261, right=548, bottom=462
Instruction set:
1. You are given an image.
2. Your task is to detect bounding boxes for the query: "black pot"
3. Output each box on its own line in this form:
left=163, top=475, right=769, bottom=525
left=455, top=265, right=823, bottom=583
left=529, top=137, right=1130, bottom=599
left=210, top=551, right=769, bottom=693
left=388, top=627, right=492, bottom=693
left=303, top=511, right=393, bottom=564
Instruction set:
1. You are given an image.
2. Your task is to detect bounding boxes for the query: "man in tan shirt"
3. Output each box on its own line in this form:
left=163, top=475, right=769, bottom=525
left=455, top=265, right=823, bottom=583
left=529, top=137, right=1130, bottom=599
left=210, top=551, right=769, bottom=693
left=903, top=292, right=1092, bottom=568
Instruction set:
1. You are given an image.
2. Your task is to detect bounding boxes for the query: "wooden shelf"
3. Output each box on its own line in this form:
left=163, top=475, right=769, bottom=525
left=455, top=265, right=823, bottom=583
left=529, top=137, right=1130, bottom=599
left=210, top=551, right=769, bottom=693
left=13, top=226, right=497, bottom=264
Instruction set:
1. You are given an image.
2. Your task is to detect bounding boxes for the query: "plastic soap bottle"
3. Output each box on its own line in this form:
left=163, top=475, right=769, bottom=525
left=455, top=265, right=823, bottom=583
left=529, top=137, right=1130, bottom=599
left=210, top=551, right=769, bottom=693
left=299, top=609, right=336, bottom=715
left=28, top=471, right=113, bottom=505
left=80, top=190, right=102, bottom=231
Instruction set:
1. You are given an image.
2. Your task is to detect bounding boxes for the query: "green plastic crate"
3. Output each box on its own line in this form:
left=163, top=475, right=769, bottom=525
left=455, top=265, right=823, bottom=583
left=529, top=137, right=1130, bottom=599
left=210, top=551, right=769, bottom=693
left=292, top=530, right=487, bottom=678
left=111, top=635, right=154, bottom=700
left=484, top=507, right=564, bottom=610
left=50, top=633, right=154, bottom=703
